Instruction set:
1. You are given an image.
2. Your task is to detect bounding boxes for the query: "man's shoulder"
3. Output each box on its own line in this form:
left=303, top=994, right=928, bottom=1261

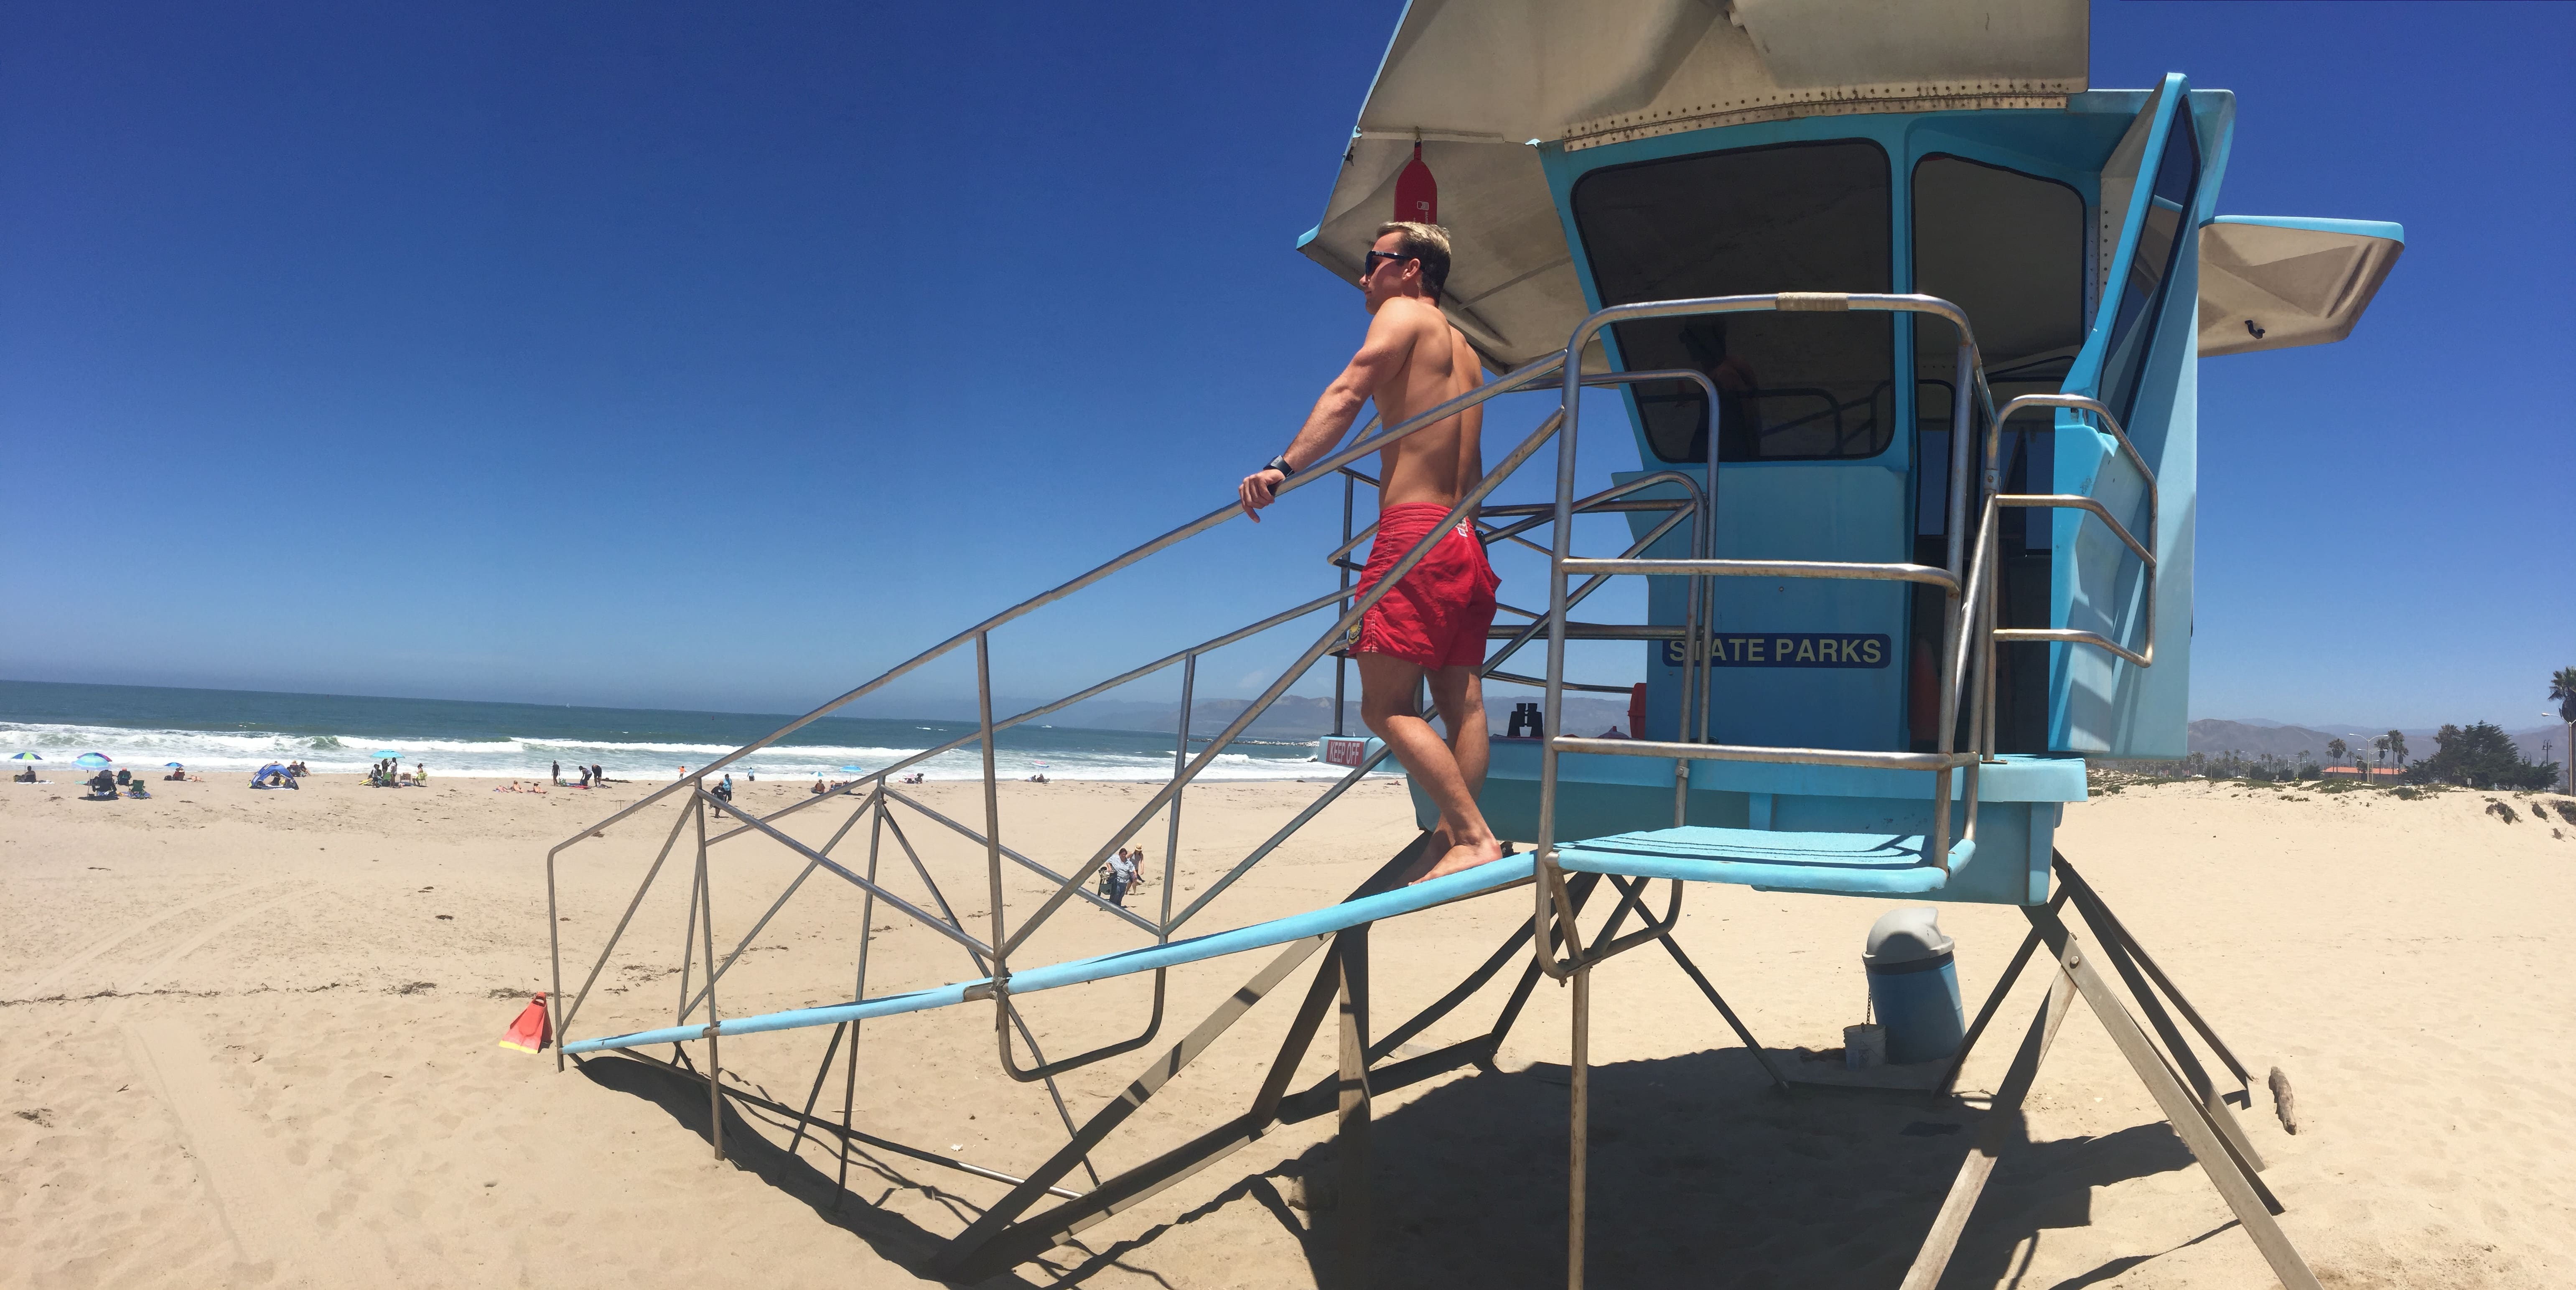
left=1384, top=296, right=1452, bottom=352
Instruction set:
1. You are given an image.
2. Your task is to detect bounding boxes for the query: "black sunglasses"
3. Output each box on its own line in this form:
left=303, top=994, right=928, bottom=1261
left=1359, top=248, right=1412, bottom=282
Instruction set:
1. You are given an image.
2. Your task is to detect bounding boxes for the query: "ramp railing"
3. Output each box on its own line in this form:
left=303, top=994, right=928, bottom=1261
left=541, top=334, right=1730, bottom=1135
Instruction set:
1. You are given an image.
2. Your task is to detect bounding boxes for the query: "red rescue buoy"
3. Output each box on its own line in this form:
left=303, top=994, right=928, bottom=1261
left=1394, top=142, right=1436, bottom=225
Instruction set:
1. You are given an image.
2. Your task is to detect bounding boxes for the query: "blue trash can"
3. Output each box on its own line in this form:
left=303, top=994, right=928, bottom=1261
left=1864, top=908, right=1965, bottom=1064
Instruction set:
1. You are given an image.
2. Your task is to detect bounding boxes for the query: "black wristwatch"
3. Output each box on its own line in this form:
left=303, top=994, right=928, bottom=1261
left=1264, top=454, right=1296, bottom=479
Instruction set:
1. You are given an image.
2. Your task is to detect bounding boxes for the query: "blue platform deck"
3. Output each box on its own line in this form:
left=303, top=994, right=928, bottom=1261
left=1554, top=826, right=1965, bottom=895
left=562, top=852, right=1537, bottom=1055
left=1421, top=744, right=2080, bottom=905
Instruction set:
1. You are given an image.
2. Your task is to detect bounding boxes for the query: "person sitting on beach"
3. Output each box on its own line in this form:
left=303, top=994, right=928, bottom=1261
left=14, top=767, right=36, bottom=783
left=86, top=770, right=119, bottom=798
left=416, top=762, right=428, bottom=783
left=1235, top=220, right=1501, bottom=882
left=810, top=776, right=826, bottom=795
left=164, top=766, right=187, bottom=780
left=115, top=768, right=132, bottom=787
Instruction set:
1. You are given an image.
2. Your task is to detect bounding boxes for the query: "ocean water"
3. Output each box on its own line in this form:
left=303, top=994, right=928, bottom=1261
left=0, top=680, right=1343, bottom=783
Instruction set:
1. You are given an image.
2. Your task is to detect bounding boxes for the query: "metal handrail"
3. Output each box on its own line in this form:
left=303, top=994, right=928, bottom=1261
left=1533, top=293, right=1998, bottom=983
left=545, top=346, right=1581, bottom=1066
left=1561, top=557, right=1960, bottom=590
left=1551, top=738, right=1980, bottom=771
left=549, top=322, right=1700, bottom=1075
left=544, top=349, right=1570, bottom=854
left=1327, top=369, right=1718, bottom=568
left=1957, top=394, right=2160, bottom=701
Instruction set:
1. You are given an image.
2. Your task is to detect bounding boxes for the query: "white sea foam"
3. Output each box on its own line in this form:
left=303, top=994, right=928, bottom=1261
left=0, top=721, right=1352, bottom=783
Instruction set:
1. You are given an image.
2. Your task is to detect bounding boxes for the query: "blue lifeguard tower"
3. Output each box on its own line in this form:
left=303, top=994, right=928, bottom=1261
left=542, top=4, right=2397, bottom=1286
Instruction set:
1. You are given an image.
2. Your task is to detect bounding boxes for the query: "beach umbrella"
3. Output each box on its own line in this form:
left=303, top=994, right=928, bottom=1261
left=373, top=749, right=402, bottom=759
left=75, top=753, right=112, bottom=768
left=165, top=762, right=186, bottom=768
left=838, top=765, right=867, bottom=772
left=8, top=752, right=38, bottom=762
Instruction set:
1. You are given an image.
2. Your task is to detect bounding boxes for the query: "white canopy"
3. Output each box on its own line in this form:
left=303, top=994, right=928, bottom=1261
left=2195, top=217, right=2404, bottom=357
left=1298, top=0, right=2091, bottom=366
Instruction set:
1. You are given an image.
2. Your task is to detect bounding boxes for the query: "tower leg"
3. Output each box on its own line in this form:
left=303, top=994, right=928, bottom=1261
left=2026, top=904, right=2321, bottom=1290
left=1335, top=928, right=1373, bottom=1287
left=1899, top=946, right=2077, bottom=1289
left=1567, top=963, right=1591, bottom=1290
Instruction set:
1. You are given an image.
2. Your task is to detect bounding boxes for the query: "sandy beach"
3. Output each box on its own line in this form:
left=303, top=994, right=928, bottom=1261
left=5, top=772, right=2573, bottom=1288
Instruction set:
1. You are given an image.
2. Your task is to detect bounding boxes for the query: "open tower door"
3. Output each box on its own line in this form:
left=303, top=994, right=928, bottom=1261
left=2197, top=216, right=2404, bottom=356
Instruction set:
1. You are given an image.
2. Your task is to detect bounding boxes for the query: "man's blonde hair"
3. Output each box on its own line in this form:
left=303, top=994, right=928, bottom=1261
left=1374, top=221, right=1452, bottom=301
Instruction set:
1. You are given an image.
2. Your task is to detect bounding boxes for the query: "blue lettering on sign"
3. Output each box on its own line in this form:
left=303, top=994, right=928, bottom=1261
left=1661, top=633, right=1891, bottom=669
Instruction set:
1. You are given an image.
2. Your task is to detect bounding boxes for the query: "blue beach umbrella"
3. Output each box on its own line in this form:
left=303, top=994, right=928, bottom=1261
left=373, top=749, right=402, bottom=759
left=165, top=762, right=186, bottom=768
left=75, top=752, right=112, bottom=768
left=8, top=752, right=38, bottom=762
left=838, top=765, right=866, bottom=772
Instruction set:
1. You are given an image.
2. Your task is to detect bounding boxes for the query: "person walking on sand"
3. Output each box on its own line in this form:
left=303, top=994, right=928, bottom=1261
left=551, top=760, right=561, bottom=786
left=1107, top=848, right=1141, bottom=908
left=1237, top=221, right=1501, bottom=882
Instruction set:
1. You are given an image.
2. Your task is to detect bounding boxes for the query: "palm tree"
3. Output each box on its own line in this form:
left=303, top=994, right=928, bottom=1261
left=2327, top=737, right=2348, bottom=777
left=2551, top=665, right=2576, bottom=793
left=2386, top=729, right=2408, bottom=770
left=2372, top=735, right=2389, bottom=778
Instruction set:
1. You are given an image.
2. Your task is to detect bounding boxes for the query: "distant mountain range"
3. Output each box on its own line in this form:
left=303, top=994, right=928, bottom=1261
left=2189, top=719, right=2567, bottom=765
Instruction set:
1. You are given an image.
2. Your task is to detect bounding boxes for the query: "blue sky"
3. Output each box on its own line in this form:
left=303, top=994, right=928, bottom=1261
left=3, top=1, right=2568, bottom=731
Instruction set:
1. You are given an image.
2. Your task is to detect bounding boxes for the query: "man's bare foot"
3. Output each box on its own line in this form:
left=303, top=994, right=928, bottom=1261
left=1412, top=836, right=1505, bottom=883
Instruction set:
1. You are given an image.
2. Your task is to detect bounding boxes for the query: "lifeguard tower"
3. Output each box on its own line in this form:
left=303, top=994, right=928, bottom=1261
left=540, top=3, right=2400, bottom=1286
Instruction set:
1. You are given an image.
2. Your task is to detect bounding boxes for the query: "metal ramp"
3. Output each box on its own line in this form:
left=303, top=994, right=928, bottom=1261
left=537, top=291, right=2318, bottom=1290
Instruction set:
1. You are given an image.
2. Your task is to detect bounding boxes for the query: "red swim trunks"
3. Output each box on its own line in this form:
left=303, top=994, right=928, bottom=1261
left=1348, top=502, right=1500, bottom=669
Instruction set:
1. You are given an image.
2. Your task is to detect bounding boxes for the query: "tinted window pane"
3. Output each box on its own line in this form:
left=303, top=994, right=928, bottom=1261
left=2099, top=104, right=2200, bottom=423
left=1912, top=155, right=2085, bottom=544
left=1572, top=141, right=1893, bottom=463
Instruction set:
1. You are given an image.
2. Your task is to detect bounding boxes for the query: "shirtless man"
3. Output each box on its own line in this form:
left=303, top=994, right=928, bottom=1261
left=1238, top=221, right=1503, bottom=881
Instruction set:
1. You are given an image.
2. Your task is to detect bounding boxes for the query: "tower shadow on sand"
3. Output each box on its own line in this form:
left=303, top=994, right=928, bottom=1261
left=580, top=1045, right=2198, bottom=1289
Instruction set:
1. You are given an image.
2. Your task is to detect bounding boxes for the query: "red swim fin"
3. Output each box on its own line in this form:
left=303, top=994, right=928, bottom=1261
left=497, top=994, right=551, bottom=1053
